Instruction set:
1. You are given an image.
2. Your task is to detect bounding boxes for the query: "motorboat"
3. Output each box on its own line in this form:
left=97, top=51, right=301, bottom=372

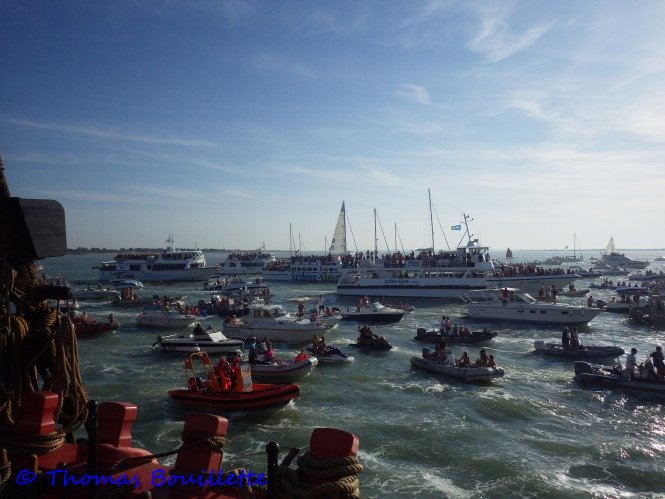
left=414, top=328, right=498, bottom=344
left=567, top=267, right=602, bottom=278
left=340, top=302, right=405, bottom=323
left=602, top=296, right=651, bottom=314
left=223, top=305, right=333, bottom=343
left=72, top=316, right=120, bottom=336
left=248, top=356, right=318, bottom=383
left=155, top=326, right=244, bottom=353
left=411, top=353, right=505, bottom=382
left=533, top=340, right=624, bottom=358
left=71, top=286, right=120, bottom=301
left=591, top=264, right=630, bottom=276
left=627, top=270, right=665, bottom=282
left=214, top=247, right=276, bottom=276
left=98, top=235, right=217, bottom=283
left=655, top=256, right=665, bottom=262
left=544, top=234, right=584, bottom=265
left=574, top=361, right=665, bottom=399
left=137, top=309, right=199, bottom=328
left=168, top=352, right=299, bottom=411
left=349, top=326, right=392, bottom=350
left=306, top=345, right=354, bottom=363
left=599, top=237, right=650, bottom=269
left=111, top=279, right=144, bottom=289
left=204, top=278, right=272, bottom=300
left=461, top=288, right=602, bottom=325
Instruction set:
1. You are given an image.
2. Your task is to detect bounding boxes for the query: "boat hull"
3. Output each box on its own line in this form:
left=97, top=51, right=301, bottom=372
left=75, top=321, right=120, bottom=336
left=137, top=314, right=198, bottom=328
left=249, top=358, right=318, bottom=383
left=157, top=337, right=244, bottom=354
left=224, top=324, right=331, bottom=343
left=168, top=383, right=299, bottom=410
left=534, top=344, right=625, bottom=358
left=465, top=305, right=602, bottom=325
left=575, top=374, right=665, bottom=398
left=410, top=357, right=504, bottom=382
left=340, top=311, right=404, bottom=323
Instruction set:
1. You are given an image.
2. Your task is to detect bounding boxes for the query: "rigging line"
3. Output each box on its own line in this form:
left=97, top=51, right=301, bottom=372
left=431, top=204, right=451, bottom=251
left=346, top=212, right=359, bottom=254
left=396, top=225, right=406, bottom=254
left=375, top=211, right=391, bottom=253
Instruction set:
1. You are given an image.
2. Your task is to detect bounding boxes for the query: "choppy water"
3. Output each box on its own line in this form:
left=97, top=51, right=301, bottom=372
left=42, top=250, right=665, bottom=498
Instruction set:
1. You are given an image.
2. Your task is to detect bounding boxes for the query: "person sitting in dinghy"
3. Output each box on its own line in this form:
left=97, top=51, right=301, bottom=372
left=475, top=349, right=489, bottom=367
left=457, top=351, right=471, bottom=368
left=487, top=355, right=497, bottom=368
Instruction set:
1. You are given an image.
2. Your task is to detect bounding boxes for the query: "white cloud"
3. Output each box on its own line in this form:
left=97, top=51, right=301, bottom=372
left=395, top=84, right=431, bottom=105
left=467, top=17, right=551, bottom=63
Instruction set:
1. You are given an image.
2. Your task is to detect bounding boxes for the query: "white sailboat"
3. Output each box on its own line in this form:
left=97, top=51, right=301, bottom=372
left=262, top=202, right=354, bottom=282
left=544, top=234, right=583, bottom=265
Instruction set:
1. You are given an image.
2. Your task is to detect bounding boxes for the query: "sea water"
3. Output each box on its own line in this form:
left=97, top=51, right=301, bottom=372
left=41, top=250, right=665, bottom=498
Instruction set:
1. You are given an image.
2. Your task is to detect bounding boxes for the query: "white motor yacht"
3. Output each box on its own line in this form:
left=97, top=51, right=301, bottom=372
left=461, top=288, right=602, bottom=325
left=215, top=247, right=276, bottom=276
left=155, top=327, right=244, bottom=353
left=599, top=237, right=649, bottom=269
left=136, top=309, right=199, bottom=328
left=223, top=305, right=334, bottom=342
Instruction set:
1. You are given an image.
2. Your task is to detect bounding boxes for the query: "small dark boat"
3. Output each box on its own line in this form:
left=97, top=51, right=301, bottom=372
left=414, top=328, right=498, bottom=344
left=73, top=319, right=120, bottom=336
left=307, top=345, right=354, bottom=363
left=533, top=340, right=624, bottom=358
left=349, top=326, right=393, bottom=350
left=168, top=352, right=299, bottom=411
left=574, top=361, right=665, bottom=399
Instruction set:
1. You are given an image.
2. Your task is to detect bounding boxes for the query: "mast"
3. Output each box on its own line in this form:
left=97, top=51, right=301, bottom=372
left=289, top=223, right=293, bottom=256
left=373, top=208, right=378, bottom=260
left=325, top=236, right=327, bottom=254
left=573, top=233, right=577, bottom=259
left=394, top=222, right=397, bottom=254
left=428, top=188, right=434, bottom=253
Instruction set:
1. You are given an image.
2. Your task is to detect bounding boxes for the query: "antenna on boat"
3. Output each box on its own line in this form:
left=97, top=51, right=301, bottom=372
left=289, top=223, right=293, bottom=256
left=394, top=223, right=397, bottom=254
left=457, top=213, right=474, bottom=248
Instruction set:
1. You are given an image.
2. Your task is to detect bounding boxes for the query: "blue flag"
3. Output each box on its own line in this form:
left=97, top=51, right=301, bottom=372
left=450, top=224, right=462, bottom=230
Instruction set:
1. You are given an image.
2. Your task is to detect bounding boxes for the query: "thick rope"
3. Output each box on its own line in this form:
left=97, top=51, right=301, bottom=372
left=0, top=461, right=10, bottom=494
left=0, top=164, right=89, bottom=456
left=111, top=432, right=225, bottom=472
left=0, top=430, right=66, bottom=455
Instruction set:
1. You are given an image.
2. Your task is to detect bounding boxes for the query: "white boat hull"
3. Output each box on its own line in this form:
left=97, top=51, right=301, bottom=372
left=137, top=314, right=198, bottom=328
left=223, top=324, right=331, bottom=343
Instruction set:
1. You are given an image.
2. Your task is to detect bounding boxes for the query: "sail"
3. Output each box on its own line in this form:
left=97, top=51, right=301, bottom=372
left=605, top=237, right=616, bottom=254
left=328, top=202, right=347, bottom=254
left=505, top=248, right=513, bottom=259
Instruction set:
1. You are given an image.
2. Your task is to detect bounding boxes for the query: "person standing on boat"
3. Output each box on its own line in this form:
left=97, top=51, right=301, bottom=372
left=625, top=348, right=638, bottom=379
left=561, top=328, right=570, bottom=350
left=318, top=295, right=325, bottom=313
left=551, top=285, right=558, bottom=303
left=650, top=346, right=665, bottom=380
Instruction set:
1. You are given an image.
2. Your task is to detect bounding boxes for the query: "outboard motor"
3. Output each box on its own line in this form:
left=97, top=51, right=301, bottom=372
left=574, top=361, right=593, bottom=375
left=534, top=340, right=545, bottom=350
left=596, top=299, right=606, bottom=308
left=416, top=328, right=427, bottom=337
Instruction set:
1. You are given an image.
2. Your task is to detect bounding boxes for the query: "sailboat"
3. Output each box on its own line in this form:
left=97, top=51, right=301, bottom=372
left=262, top=202, right=352, bottom=283
left=544, top=234, right=584, bottom=265
left=505, top=248, right=513, bottom=260
left=598, top=237, right=650, bottom=269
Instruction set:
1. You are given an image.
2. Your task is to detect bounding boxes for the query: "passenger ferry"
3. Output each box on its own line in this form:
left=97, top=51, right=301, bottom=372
left=337, top=215, right=578, bottom=299
left=262, top=256, right=349, bottom=282
left=215, top=247, right=276, bottom=276
left=98, top=235, right=217, bottom=283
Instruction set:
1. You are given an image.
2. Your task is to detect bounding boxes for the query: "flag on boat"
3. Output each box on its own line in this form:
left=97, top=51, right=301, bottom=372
left=450, top=224, right=462, bottom=230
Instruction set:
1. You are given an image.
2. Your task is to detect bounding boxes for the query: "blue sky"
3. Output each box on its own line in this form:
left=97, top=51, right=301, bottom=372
left=2, top=1, right=664, bottom=251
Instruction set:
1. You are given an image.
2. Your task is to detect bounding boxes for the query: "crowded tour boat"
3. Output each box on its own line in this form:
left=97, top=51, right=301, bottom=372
left=461, top=288, right=603, bottom=325
left=214, top=247, right=276, bottom=275
left=98, top=235, right=217, bottom=282
left=337, top=236, right=577, bottom=299
left=222, top=304, right=334, bottom=342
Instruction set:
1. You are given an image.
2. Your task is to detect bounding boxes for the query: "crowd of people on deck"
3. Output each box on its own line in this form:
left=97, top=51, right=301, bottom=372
left=537, top=285, right=559, bottom=303
left=493, top=264, right=570, bottom=278
left=223, top=251, right=272, bottom=262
